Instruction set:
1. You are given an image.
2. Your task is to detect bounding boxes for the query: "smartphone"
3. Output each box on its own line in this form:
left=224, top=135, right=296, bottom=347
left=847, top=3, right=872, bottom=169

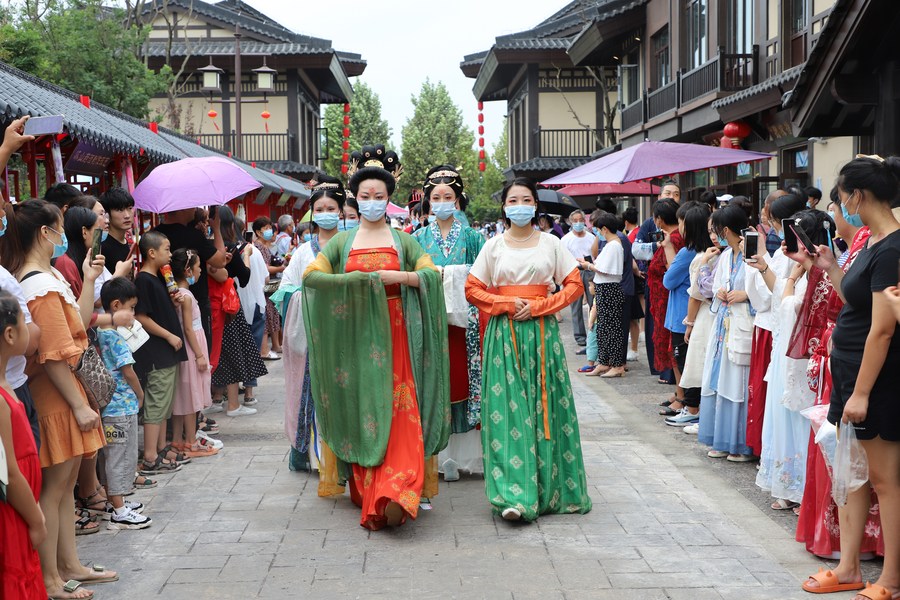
left=91, top=228, right=103, bottom=260
left=243, top=230, right=253, bottom=243
left=743, top=230, right=759, bottom=263
left=208, top=205, right=218, bottom=220
left=782, top=218, right=799, bottom=254
left=23, top=115, right=65, bottom=136
left=650, top=230, right=666, bottom=243
left=582, top=255, right=593, bottom=263
left=790, top=223, right=819, bottom=256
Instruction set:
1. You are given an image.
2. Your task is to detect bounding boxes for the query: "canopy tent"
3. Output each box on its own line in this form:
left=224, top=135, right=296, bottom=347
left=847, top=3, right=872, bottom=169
left=558, top=182, right=661, bottom=196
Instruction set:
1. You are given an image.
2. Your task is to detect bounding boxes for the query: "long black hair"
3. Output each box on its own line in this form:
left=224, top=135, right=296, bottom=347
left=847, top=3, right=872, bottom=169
left=217, top=205, right=239, bottom=245
left=711, top=204, right=749, bottom=238
left=680, top=204, right=714, bottom=252
left=0, top=199, right=63, bottom=276
left=64, top=206, right=99, bottom=279
left=838, top=155, right=900, bottom=206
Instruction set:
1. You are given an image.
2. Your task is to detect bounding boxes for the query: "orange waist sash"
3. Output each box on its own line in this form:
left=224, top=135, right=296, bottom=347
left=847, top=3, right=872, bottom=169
left=496, top=285, right=551, bottom=440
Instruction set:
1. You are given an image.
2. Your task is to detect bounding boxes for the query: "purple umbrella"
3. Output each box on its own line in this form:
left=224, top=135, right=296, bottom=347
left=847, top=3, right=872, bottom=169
left=542, top=141, right=771, bottom=186
left=133, top=156, right=262, bottom=213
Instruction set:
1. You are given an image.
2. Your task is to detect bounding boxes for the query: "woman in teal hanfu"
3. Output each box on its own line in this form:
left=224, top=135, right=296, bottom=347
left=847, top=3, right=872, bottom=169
left=413, top=165, right=485, bottom=481
left=302, top=145, right=450, bottom=530
left=465, top=177, right=592, bottom=522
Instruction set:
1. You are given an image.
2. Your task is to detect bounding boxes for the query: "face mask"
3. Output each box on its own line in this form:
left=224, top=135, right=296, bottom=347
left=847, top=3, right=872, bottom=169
left=777, top=228, right=785, bottom=240
left=142, top=220, right=151, bottom=231
left=431, top=202, right=456, bottom=221
left=827, top=210, right=835, bottom=221
left=48, top=228, right=68, bottom=259
left=303, top=233, right=312, bottom=242
left=358, top=200, right=388, bottom=222
left=572, top=222, right=586, bottom=233
left=339, top=219, right=360, bottom=231
left=718, top=234, right=729, bottom=248
left=841, top=197, right=864, bottom=228
left=262, top=229, right=274, bottom=241
left=186, top=275, right=196, bottom=286
left=593, top=227, right=599, bottom=236
left=0, top=215, right=6, bottom=238
left=101, top=230, right=109, bottom=243
left=313, top=213, right=340, bottom=231
left=504, top=205, right=536, bottom=227
left=411, top=219, right=420, bottom=227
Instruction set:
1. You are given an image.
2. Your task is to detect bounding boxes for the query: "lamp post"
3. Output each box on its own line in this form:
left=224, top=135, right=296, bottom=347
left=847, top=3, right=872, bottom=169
left=198, top=23, right=277, bottom=160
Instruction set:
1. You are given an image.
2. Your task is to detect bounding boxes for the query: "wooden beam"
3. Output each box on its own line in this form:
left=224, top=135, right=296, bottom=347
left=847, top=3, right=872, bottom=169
left=830, top=75, right=878, bottom=105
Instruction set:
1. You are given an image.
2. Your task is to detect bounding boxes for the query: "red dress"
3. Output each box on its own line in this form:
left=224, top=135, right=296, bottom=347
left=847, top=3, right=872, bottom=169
left=0, top=387, right=45, bottom=600
left=345, top=248, right=425, bottom=530
left=746, top=327, right=773, bottom=455
left=647, top=232, right=683, bottom=372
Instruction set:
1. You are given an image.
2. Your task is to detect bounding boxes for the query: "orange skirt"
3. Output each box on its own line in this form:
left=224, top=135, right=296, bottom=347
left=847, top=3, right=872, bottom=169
left=350, top=296, right=425, bottom=530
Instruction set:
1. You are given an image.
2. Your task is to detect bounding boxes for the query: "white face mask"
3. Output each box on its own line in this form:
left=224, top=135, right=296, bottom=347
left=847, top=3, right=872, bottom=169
left=358, top=200, right=388, bottom=222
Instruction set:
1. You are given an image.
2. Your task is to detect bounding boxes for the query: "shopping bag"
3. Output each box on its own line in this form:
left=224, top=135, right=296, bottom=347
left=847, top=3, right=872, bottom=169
left=831, top=420, right=869, bottom=506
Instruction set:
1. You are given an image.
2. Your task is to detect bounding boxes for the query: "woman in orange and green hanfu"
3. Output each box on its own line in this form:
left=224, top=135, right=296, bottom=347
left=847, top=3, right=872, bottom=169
left=302, top=145, right=450, bottom=530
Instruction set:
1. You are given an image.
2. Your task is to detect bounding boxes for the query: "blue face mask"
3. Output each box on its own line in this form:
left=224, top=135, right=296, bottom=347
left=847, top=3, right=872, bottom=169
left=339, top=219, right=360, bottom=231
left=101, top=230, right=109, bottom=243
left=0, top=215, right=6, bottom=238
left=718, top=236, right=729, bottom=248
left=262, top=229, right=274, bottom=241
left=777, top=228, right=785, bottom=240
left=504, top=205, right=536, bottom=227
left=411, top=219, right=420, bottom=227
left=358, top=200, right=388, bottom=222
left=303, top=233, right=312, bottom=242
left=827, top=210, right=836, bottom=221
left=313, top=213, right=340, bottom=231
left=431, top=202, right=456, bottom=221
left=186, top=275, right=196, bottom=286
left=572, top=222, right=586, bottom=233
left=48, top=228, right=68, bottom=259
left=841, top=197, right=864, bottom=228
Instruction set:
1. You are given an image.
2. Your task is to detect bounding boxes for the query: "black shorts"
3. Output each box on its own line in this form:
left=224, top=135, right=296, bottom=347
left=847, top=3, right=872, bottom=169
left=829, top=353, right=900, bottom=441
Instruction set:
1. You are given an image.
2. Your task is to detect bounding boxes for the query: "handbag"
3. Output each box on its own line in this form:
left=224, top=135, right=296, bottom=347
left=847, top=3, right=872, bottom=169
left=73, top=332, right=115, bottom=412
left=263, top=279, right=281, bottom=296
left=116, top=321, right=150, bottom=354
left=222, top=278, right=241, bottom=315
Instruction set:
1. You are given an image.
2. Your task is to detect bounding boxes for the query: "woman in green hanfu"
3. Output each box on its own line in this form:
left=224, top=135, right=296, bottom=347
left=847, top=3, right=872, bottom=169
left=465, top=177, right=592, bottom=522
left=302, top=145, right=451, bottom=530
left=413, top=165, right=485, bottom=481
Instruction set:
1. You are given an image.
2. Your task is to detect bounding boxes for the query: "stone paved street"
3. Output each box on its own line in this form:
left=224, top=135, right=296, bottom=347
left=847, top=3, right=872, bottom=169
left=78, top=318, right=831, bottom=599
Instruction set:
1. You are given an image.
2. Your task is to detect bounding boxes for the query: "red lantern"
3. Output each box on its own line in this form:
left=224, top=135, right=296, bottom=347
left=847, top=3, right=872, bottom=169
left=207, top=109, right=218, bottom=119
left=342, top=152, right=349, bottom=162
left=478, top=125, right=484, bottom=135
left=479, top=162, right=486, bottom=172
left=342, top=140, right=350, bottom=150
left=261, top=110, right=271, bottom=120
left=344, top=103, right=351, bottom=113
left=478, top=137, right=485, bottom=147
left=479, top=149, right=486, bottom=159
left=342, top=127, right=350, bottom=137
left=477, top=114, right=484, bottom=123
left=343, top=115, right=350, bottom=126
left=341, top=164, right=349, bottom=174
left=723, top=121, right=751, bottom=140
left=477, top=101, right=484, bottom=111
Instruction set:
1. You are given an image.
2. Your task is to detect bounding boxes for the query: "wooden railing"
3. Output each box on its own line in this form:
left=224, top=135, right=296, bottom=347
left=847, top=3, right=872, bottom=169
left=647, top=80, right=678, bottom=120
left=196, top=131, right=295, bottom=162
left=621, top=100, right=644, bottom=132
left=534, top=128, right=601, bottom=158
left=680, top=56, right=720, bottom=104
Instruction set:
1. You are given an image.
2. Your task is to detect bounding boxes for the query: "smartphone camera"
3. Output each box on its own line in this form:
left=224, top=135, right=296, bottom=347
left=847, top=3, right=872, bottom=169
left=651, top=230, right=666, bottom=243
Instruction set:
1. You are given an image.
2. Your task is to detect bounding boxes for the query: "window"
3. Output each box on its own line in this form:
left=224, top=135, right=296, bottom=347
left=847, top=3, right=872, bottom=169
left=619, top=50, right=640, bottom=106
left=726, top=0, right=754, bottom=54
left=684, top=0, right=708, bottom=69
left=791, top=0, right=807, bottom=33
left=651, top=27, right=670, bottom=87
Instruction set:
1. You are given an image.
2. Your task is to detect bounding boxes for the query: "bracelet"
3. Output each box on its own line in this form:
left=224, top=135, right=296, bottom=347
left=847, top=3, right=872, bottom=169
left=682, top=318, right=695, bottom=326
left=787, top=276, right=797, bottom=283
left=760, top=265, right=769, bottom=275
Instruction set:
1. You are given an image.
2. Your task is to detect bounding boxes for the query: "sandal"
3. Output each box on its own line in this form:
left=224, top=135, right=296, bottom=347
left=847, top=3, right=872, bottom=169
left=140, top=456, right=182, bottom=475
left=76, top=486, right=109, bottom=520
left=771, top=498, right=800, bottom=511
left=74, top=511, right=100, bottom=536
left=197, top=415, right=219, bottom=434
left=159, top=445, right=191, bottom=465
left=50, top=579, right=94, bottom=599
left=182, top=442, right=219, bottom=458
left=854, top=583, right=899, bottom=600
left=801, top=569, right=864, bottom=594
left=79, top=564, right=119, bottom=584
left=659, top=407, right=678, bottom=416
left=132, top=474, right=157, bottom=490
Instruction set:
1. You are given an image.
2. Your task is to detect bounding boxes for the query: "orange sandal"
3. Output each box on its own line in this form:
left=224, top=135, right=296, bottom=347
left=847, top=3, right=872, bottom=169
left=855, top=583, right=900, bottom=600
left=177, top=441, right=218, bottom=458
left=801, top=569, right=864, bottom=594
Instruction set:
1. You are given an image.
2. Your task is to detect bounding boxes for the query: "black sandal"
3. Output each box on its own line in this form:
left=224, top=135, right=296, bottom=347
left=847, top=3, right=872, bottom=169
left=159, top=445, right=191, bottom=465
left=140, top=456, right=182, bottom=475
left=659, top=407, right=678, bottom=417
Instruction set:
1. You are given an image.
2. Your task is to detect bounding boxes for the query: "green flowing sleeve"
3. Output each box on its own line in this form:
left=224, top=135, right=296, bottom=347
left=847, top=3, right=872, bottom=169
left=302, top=232, right=394, bottom=467
left=397, top=231, right=452, bottom=457
left=465, top=227, right=485, bottom=264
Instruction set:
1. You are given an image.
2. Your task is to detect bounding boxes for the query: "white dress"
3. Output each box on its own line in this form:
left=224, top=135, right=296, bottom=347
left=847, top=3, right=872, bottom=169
left=680, top=254, right=717, bottom=389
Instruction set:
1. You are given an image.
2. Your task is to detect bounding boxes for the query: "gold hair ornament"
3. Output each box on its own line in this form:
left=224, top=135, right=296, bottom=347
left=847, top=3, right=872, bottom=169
left=856, top=153, right=886, bottom=163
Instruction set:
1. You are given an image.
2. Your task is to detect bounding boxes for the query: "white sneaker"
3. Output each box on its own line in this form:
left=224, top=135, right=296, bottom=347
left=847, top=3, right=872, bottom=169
left=501, top=507, right=522, bottom=521
left=226, top=405, right=257, bottom=417
left=683, top=423, right=699, bottom=435
left=626, top=350, right=639, bottom=362
left=108, top=506, right=152, bottom=530
left=242, top=396, right=258, bottom=406
left=196, top=429, right=224, bottom=449
left=204, top=403, right=224, bottom=415
left=443, top=458, right=460, bottom=482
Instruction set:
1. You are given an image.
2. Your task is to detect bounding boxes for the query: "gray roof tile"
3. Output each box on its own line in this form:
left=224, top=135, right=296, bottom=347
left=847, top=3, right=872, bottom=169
left=509, top=157, right=592, bottom=173
left=711, top=65, right=804, bottom=109
left=143, top=40, right=333, bottom=57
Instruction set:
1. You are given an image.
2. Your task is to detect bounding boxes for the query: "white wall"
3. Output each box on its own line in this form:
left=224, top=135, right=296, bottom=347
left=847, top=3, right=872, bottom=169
left=811, top=136, right=854, bottom=198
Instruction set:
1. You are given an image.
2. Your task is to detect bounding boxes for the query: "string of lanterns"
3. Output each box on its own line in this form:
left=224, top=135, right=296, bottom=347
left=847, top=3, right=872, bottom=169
left=341, top=102, right=351, bottom=176
left=477, top=101, right=486, bottom=172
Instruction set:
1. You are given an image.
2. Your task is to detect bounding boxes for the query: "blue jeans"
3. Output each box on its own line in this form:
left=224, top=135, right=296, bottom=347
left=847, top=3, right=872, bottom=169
left=245, top=305, right=265, bottom=388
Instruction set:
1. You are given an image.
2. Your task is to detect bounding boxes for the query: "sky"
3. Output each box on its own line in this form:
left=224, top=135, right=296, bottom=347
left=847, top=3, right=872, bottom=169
left=247, top=0, right=557, bottom=150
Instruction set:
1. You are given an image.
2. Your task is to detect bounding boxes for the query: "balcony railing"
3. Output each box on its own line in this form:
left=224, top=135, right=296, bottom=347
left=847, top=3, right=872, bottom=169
left=196, top=131, right=295, bottom=162
left=534, top=127, right=601, bottom=158
left=621, top=45, right=759, bottom=133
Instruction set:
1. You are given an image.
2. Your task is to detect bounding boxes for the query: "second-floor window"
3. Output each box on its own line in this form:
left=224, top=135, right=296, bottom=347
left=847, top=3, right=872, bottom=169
left=652, top=27, right=670, bottom=88
left=726, top=0, right=754, bottom=54
left=684, top=0, right=708, bottom=69
left=791, top=0, right=807, bottom=33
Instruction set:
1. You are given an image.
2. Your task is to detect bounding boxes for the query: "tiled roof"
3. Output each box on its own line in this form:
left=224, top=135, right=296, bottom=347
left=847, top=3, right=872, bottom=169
left=508, top=157, right=592, bottom=174
left=143, top=41, right=333, bottom=57
left=0, top=61, right=182, bottom=163
left=712, top=65, right=804, bottom=109
left=256, top=161, right=318, bottom=177
left=494, top=38, right=572, bottom=51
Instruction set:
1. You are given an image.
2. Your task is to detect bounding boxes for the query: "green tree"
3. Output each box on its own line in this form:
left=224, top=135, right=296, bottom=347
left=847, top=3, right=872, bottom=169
left=322, top=81, right=392, bottom=179
left=0, top=0, right=164, bottom=119
left=464, top=119, right=508, bottom=224
left=398, top=80, right=475, bottom=204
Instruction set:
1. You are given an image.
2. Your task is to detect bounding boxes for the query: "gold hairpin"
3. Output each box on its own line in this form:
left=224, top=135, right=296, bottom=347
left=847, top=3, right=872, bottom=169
left=313, top=182, right=340, bottom=191
left=363, top=159, right=385, bottom=169
left=428, top=169, right=459, bottom=180
left=856, top=153, right=886, bottom=163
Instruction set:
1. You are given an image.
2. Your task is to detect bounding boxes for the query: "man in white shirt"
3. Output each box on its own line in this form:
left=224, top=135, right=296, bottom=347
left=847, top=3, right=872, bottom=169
left=560, top=210, right=596, bottom=351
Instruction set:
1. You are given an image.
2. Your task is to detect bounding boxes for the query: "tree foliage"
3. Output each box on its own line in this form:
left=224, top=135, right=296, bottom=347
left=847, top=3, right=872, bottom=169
left=465, top=120, right=508, bottom=224
left=321, top=81, right=391, bottom=179
left=0, top=0, right=165, bottom=119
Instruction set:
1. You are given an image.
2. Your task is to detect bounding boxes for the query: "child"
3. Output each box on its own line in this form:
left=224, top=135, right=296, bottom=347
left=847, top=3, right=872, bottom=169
left=134, top=231, right=189, bottom=475
left=170, top=248, right=219, bottom=457
left=0, top=290, right=46, bottom=599
left=97, top=278, right=152, bottom=530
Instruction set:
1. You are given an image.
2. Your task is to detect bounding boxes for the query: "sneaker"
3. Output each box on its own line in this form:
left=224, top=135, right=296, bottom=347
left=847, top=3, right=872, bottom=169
left=96, top=500, right=145, bottom=521
left=683, top=423, right=699, bottom=435
left=226, top=405, right=257, bottom=417
left=196, top=429, right=224, bottom=449
left=726, top=454, right=756, bottom=463
left=626, top=350, right=639, bottom=362
left=443, top=458, right=460, bottom=482
left=242, top=396, right=258, bottom=406
left=204, top=402, right=224, bottom=415
left=107, top=506, right=152, bottom=530
left=665, top=409, right=700, bottom=426
left=707, top=449, right=729, bottom=459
